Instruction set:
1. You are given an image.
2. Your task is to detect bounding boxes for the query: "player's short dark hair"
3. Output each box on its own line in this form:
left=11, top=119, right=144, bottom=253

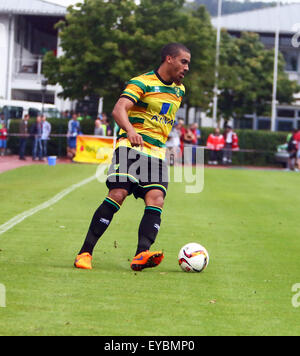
left=160, top=43, right=190, bottom=63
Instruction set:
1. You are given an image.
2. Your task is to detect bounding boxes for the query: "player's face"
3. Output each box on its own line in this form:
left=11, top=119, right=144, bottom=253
left=168, top=50, right=191, bottom=85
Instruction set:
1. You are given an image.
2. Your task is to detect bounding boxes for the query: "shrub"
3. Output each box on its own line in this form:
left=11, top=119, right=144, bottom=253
left=199, top=127, right=287, bottom=166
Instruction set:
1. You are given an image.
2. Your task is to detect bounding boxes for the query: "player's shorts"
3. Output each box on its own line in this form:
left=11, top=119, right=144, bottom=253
left=0, top=140, right=7, bottom=148
left=106, top=147, right=168, bottom=199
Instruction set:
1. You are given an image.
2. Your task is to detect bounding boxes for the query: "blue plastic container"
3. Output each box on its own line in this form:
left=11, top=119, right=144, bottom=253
left=47, top=156, right=57, bottom=166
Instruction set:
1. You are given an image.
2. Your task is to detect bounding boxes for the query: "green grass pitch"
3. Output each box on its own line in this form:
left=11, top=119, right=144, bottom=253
left=0, top=164, right=300, bottom=336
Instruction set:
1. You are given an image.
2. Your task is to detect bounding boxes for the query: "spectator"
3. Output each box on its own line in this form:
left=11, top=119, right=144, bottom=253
left=100, top=113, right=112, bottom=136
left=222, top=125, right=239, bottom=165
left=190, top=122, right=201, bottom=145
left=287, top=131, right=298, bottom=171
left=94, top=119, right=104, bottom=136
left=19, top=114, right=29, bottom=160
left=67, top=113, right=81, bottom=160
left=286, top=129, right=297, bottom=144
left=176, top=118, right=186, bottom=155
left=84, top=111, right=92, bottom=120
left=41, top=115, right=52, bottom=160
left=0, top=113, right=4, bottom=125
left=166, top=123, right=181, bottom=166
left=62, top=110, right=71, bottom=119
left=183, top=127, right=196, bottom=146
left=182, top=127, right=196, bottom=165
left=31, top=115, right=43, bottom=161
left=206, top=128, right=225, bottom=165
left=77, top=112, right=84, bottom=121
left=0, top=122, right=8, bottom=156
left=293, top=128, right=300, bottom=171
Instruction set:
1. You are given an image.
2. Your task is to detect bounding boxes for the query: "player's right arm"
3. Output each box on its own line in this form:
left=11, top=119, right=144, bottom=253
left=112, top=97, right=144, bottom=148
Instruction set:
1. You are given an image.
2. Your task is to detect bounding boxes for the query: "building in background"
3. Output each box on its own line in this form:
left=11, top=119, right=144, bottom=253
left=209, top=3, right=300, bottom=131
left=0, top=0, right=74, bottom=113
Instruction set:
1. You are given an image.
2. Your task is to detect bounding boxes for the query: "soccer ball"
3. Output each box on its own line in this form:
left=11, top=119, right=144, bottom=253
left=178, top=242, right=209, bottom=272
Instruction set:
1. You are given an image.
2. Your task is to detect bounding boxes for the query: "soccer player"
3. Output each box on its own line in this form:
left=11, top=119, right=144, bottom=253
left=74, top=43, right=191, bottom=271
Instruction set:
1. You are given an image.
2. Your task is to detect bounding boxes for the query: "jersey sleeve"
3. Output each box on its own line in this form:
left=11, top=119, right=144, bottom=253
left=120, top=77, right=147, bottom=104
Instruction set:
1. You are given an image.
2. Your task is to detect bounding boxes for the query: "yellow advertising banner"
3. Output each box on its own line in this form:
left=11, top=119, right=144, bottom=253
left=73, top=135, right=115, bottom=164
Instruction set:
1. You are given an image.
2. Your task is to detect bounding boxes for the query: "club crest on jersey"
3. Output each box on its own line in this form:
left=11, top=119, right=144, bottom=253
left=174, top=87, right=181, bottom=97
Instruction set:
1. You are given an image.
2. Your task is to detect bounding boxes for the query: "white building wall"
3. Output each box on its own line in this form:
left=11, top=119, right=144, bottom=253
left=0, top=12, right=73, bottom=113
left=54, top=30, right=73, bottom=112
left=0, top=16, right=9, bottom=99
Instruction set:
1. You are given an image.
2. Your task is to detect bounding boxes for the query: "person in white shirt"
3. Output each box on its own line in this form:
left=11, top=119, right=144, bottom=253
left=41, top=115, right=52, bottom=159
left=166, top=123, right=181, bottom=166
left=222, top=125, right=239, bottom=164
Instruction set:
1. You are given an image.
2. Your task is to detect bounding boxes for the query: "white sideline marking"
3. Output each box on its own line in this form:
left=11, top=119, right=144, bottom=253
left=0, top=174, right=97, bottom=236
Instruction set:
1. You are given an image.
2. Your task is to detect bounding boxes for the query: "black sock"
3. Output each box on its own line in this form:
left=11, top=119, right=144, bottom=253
left=79, top=197, right=120, bottom=255
left=135, top=206, right=162, bottom=256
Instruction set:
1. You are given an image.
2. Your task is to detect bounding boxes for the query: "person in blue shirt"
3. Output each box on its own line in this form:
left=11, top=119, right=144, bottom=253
left=31, top=115, right=43, bottom=161
left=67, top=113, right=81, bottom=160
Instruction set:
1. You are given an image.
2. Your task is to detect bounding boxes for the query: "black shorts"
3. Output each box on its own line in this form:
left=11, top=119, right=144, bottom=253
left=106, top=147, right=168, bottom=199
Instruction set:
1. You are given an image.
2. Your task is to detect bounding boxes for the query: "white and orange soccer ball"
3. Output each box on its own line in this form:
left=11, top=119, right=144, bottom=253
left=178, top=243, right=209, bottom=272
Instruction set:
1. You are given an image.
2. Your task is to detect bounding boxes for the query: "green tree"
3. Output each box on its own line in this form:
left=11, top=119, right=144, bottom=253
left=135, top=2, right=216, bottom=114
left=43, top=0, right=216, bottom=114
left=181, top=6, right=215, bottom=113
left=43, top=0, right=139, bottom=110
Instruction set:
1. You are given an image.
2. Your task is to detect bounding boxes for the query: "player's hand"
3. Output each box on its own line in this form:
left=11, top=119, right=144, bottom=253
left=127, top=129, right=144, bottom=149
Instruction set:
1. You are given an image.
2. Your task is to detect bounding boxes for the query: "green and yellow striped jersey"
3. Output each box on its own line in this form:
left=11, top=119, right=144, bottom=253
left=117, top=70, right=185, bottom=160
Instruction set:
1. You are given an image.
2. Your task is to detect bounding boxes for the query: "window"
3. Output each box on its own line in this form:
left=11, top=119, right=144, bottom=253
left=257, top=119, right=271, bottom=130
left=260, top=35, right=275, bottom=46
left=277, top=120, right=294, bottom=132
left=3, top=106, right=23, bottom=119
left=280, top=36, right=293, bottom=47
left=28, top=108, right=39, bottom=117
left=233, top=117, right=253, bottom=129
left=277, top=109, right=295, bottom=118
left=282, top=50, right=299, bottom=72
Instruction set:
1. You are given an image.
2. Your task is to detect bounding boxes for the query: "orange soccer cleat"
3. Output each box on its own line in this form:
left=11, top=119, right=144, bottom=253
left=74, top=252, right=93, bottom=270
left=130, top=250, right=164, bottom=271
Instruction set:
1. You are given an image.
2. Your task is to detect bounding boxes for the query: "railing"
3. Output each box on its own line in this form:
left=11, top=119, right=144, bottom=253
left=3, top=133, right=289, bottom=168
left=13, top=56, right=44, bottom=79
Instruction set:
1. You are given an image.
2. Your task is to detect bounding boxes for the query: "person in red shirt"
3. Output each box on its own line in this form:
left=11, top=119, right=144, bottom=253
left=293, top=129, right=300, bottom=171
left=206, top=128, right=225, bottom=165
left=0, top=123, right=8, bottom=156
left=176, top=118, right=186, bottom=156
left=190, top=122, right=201, bottom=145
